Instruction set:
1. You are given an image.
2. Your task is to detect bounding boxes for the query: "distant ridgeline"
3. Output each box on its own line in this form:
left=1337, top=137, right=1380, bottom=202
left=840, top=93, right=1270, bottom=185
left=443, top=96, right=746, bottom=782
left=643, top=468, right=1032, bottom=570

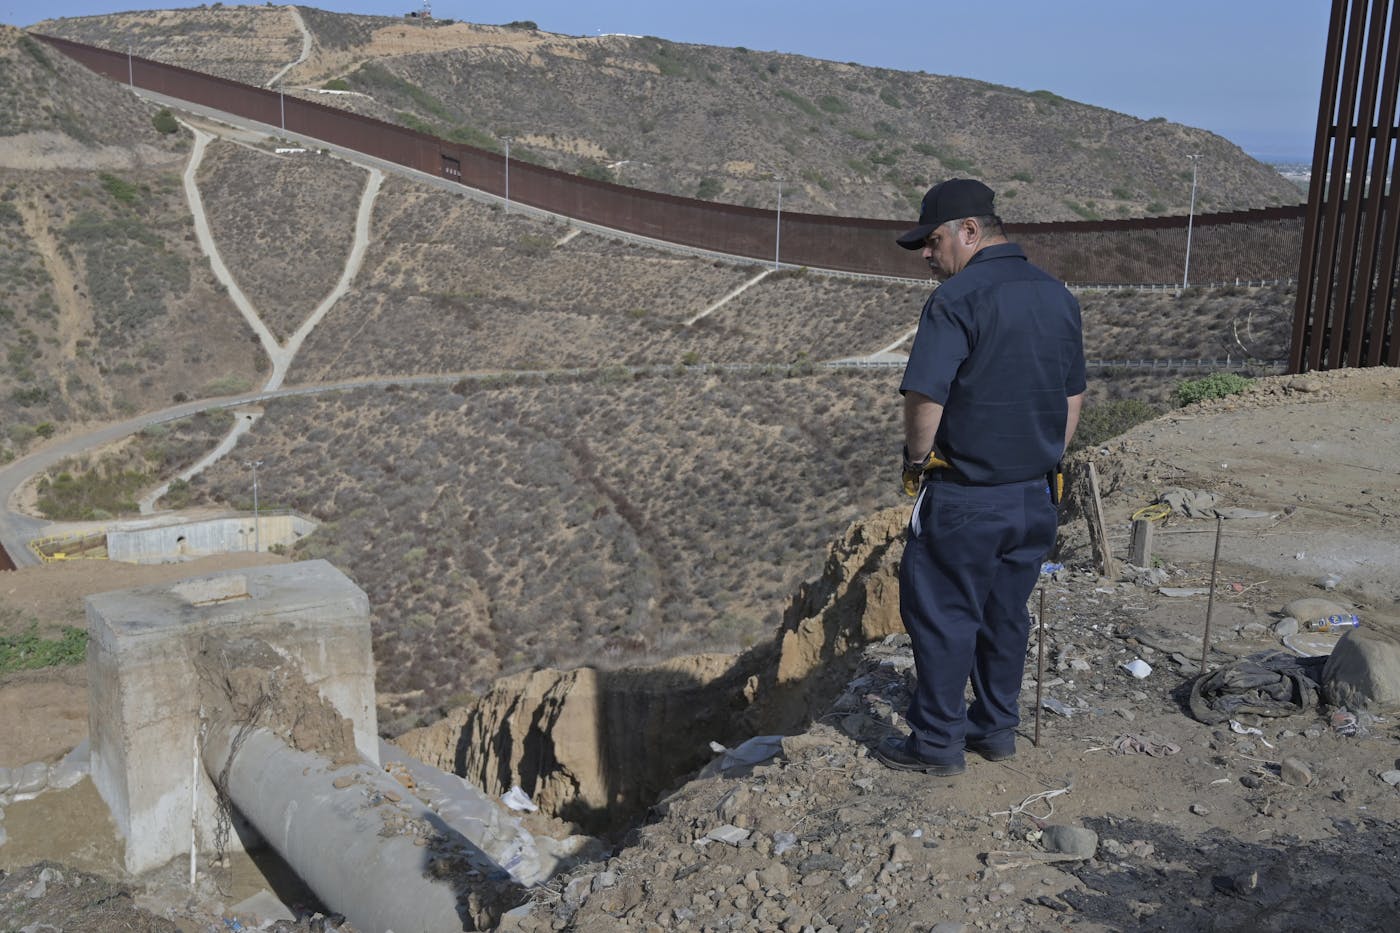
left=37, top=35, right=1304, bottom=287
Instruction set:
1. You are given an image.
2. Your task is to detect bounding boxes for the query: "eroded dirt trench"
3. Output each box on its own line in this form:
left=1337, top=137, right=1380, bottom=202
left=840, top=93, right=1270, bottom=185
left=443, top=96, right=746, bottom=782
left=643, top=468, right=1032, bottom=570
left=397, top=508, right=912, bottom=836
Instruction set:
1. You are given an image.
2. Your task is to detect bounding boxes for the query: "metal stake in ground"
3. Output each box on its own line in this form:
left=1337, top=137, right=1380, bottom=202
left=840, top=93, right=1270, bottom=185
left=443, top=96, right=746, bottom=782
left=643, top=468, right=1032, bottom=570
left=1200, top=515, right=1224, bottom=673
left=1034, top=586, right=1046, bottom=748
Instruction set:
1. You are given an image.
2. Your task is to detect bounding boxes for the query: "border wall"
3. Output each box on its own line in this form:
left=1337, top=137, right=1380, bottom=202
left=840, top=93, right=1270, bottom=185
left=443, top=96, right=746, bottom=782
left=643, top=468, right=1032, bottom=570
left=1290, top=0, right=1399, bottom=371
left=38, top=33, right=1305, bottom=286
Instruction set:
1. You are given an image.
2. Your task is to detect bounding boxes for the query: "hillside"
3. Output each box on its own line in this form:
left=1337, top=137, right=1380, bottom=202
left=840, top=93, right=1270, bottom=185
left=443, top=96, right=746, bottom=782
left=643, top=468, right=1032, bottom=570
left=34, top=6, right=1303, bottom=222
left=0, top=26, right=261, bottom=463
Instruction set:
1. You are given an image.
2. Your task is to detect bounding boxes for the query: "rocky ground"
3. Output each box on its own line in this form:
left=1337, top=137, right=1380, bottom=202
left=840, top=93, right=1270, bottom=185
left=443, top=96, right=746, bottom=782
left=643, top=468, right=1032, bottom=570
left=512, top=576, right=1400, bottom=932
left=2, top=368, right=1398, bottom=931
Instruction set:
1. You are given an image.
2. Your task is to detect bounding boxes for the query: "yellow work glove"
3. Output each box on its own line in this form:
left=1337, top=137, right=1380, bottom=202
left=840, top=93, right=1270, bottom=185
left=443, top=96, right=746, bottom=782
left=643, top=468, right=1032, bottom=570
left=901, top=447, right=933, bottom=497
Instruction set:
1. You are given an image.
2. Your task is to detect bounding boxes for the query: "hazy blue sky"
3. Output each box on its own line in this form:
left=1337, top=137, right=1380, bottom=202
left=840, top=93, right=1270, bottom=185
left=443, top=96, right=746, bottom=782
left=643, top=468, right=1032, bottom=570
left=13, top=1, right=1330, bottom=161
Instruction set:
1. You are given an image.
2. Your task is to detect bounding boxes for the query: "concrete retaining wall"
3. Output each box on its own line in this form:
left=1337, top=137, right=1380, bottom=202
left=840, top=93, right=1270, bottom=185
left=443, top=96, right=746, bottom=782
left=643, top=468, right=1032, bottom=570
left=107, top=513, right=316, bottom=563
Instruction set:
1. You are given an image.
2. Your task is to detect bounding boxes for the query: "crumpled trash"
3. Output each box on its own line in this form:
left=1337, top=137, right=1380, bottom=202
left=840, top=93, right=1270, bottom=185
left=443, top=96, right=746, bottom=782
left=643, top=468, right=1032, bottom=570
left=1330, top=710, right=1365, bottom=737
left=1187, top=650, right=1327, bottom=724
left=1110, top=734, right=1180, bottom=757
left=772, top=831, right=798, bottom=856
left=698, top=735, right=785, bottom=778
left=501, top=785, right=538, bottom=812
left=1041, top=697, right=1075, bottom=717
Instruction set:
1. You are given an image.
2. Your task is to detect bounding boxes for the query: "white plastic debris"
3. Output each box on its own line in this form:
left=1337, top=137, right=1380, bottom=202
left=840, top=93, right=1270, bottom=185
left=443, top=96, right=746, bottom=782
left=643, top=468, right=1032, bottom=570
left=704, top=825, right=751, bottom=846
left=772, top=831, right=798, bottom=856
left=501, top=785, right=538, bottom=812
left=1121, top=659, right=1152, bottom=679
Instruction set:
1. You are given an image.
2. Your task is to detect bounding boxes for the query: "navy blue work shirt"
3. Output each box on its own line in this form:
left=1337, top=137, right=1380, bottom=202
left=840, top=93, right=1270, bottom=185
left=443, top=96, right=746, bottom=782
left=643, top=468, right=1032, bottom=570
left=900, top=242, right=1087, bottom=485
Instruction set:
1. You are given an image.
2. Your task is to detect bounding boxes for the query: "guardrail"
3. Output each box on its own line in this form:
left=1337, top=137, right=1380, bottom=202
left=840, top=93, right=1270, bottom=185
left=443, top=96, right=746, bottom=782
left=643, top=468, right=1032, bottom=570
left=29, top=528, right=109, bottom=563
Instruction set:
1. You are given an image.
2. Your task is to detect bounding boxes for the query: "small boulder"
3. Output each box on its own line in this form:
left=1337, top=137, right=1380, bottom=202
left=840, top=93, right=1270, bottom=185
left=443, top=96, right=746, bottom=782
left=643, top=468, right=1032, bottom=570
left=1041, top=824, right=1098, bottom=859
left=1280, top=757, right=1313, bottom=786
left=1283, top=597, right=1352, bottom=625
left=1323, top=618, right=1400, bottom=711
left=1274, top=617, right=1300, bottom=637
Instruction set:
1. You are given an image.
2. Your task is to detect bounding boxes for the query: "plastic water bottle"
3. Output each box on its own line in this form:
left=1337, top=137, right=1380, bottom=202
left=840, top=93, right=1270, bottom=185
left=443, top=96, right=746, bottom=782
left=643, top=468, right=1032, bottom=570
left=1306, top=613, right=1360, bottom=633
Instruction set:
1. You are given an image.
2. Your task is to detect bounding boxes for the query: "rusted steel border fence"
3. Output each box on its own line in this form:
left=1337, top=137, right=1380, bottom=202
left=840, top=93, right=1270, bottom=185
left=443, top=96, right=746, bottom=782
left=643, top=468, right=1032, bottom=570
left=1292, top=0, right=1400, bottom=371
left=37, top=33, right=1305, bottom=286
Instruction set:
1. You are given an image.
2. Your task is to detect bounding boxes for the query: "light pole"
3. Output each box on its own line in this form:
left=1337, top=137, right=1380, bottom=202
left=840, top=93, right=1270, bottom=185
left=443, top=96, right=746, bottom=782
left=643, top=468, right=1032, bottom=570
left=279, top=87, right=286, bottom=132
left=244, top=459, right=264, bottom=553
left=774, top=175, right=783, bottom=271
left=127, top=45, right=134, bottom=87
left=501, top=136, right=512, bottom=213
left=1182, top=154, right=1201, bottom=293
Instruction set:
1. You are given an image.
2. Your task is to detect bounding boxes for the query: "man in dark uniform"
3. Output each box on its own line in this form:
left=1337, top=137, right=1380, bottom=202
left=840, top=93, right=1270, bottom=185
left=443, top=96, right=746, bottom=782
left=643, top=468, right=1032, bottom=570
left=876, top=178, right=1086, bottom=776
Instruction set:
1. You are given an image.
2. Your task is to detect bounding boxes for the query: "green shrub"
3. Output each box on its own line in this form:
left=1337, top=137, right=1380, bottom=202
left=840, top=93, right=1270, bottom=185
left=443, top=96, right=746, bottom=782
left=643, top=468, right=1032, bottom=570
left=776, top=89, right=820, bottom=117
left=0, top=624, right=87, bottom=674
left=99, top=173, right=141, bottom=204
left=151, top=108, right=179, bottom=134
left=36, top=465, right=149, bottom=519
left=1070, top=399, right=1162, bottom=451
left=695, top=177, right=723, bottom=200
left=879, top=87, right=902, bottom=109
left=322, top=78, right=350, bottom=91
left=1175, top=373, right=1251, bottom=407
left=1146, top=201, right=1167, bottom=214
left=579, top=162, right=615, bottom=183
left=817, top=95, right=850, bottom=114
left=18, top=36, right=53, bottom=72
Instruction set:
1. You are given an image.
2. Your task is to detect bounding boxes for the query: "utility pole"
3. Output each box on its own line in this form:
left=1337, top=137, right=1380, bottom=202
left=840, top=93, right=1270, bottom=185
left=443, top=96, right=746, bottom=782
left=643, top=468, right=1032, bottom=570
left=245, top=460, right=264, bottom=552
left=127, top=45, right=134, bottom=87
left=1182, top=154, right=1201, bottom=293
left=774, top=175, right=783, bottom=271
left=502, top=136, right=512, bottom=213
left=279, top=88, right=286, bottom=132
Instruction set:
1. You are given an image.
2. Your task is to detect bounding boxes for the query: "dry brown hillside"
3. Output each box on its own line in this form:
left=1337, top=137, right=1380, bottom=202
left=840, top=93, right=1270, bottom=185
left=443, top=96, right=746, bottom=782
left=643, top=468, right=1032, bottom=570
left=0, top=27, right=260, bottom=462
left=35, top=7, right=1302, bottom=221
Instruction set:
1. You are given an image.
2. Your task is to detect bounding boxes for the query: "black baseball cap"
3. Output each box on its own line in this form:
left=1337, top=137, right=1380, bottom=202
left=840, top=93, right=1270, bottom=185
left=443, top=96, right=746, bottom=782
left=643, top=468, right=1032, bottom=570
left=896, top=179, right=996, bottom=250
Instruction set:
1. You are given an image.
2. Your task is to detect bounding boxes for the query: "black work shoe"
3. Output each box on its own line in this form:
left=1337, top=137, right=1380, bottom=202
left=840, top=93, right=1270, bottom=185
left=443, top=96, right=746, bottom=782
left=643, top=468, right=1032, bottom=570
left=966, top=739, right=1016, bottom=762
left=874, top=736, right=965, bottom=776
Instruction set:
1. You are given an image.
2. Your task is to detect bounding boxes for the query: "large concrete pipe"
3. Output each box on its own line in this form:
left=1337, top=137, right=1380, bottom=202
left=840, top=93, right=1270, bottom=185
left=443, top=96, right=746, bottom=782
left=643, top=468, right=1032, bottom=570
left=378, top=739, right=583, bottom=887
left=205, top=725, right=516, bottom=932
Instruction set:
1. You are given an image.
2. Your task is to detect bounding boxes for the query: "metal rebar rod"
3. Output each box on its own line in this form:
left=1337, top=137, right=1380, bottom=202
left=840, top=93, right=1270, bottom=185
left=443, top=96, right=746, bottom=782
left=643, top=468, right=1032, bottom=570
left=1201, top=515, right=1224, bottom=672
left=1034, top=586, right=1046, bottom=748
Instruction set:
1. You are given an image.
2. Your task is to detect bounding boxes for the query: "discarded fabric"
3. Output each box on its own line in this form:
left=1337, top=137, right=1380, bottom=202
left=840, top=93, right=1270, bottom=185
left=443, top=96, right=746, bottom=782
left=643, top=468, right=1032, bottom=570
left=1187, top=650, right=1327, bottom=724
left=1110, top=734, right=1180, bottom=757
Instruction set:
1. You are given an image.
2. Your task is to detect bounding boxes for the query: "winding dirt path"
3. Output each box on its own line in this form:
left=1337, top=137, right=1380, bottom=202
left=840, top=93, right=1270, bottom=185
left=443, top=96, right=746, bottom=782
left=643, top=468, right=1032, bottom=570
left=137, top=124, right=382, bottom=511
left=266, top=5, right=313, bottom=88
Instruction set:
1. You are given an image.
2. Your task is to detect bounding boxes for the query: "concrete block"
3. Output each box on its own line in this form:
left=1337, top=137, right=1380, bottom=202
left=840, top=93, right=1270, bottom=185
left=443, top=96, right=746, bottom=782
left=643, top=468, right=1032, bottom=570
left=1323, top=618, right=1400, bottom=712
left=86, top=560, right=376, bottom=874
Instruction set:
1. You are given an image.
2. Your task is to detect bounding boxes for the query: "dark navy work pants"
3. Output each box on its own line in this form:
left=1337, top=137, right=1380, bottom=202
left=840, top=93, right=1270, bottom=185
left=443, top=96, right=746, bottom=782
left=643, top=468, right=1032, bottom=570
left=899, top=474, right=1058, bottom=766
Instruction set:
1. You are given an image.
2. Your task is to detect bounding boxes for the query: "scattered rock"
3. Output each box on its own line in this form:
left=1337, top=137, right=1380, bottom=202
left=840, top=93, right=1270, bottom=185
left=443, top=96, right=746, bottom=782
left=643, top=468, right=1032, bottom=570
left=703, top=824, right=751, bottom=846
left=1280, top=758, right=1313, bottom=786
left=1190, top=804, right=1210, bottom=816
left=1274, top=617, right=1300, bottom=637
left=332, top=775, right=355, bottom=789
left=1379, top=770, right=1400, bottom=787
left=1041, top=825, right=1098, bottom=859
